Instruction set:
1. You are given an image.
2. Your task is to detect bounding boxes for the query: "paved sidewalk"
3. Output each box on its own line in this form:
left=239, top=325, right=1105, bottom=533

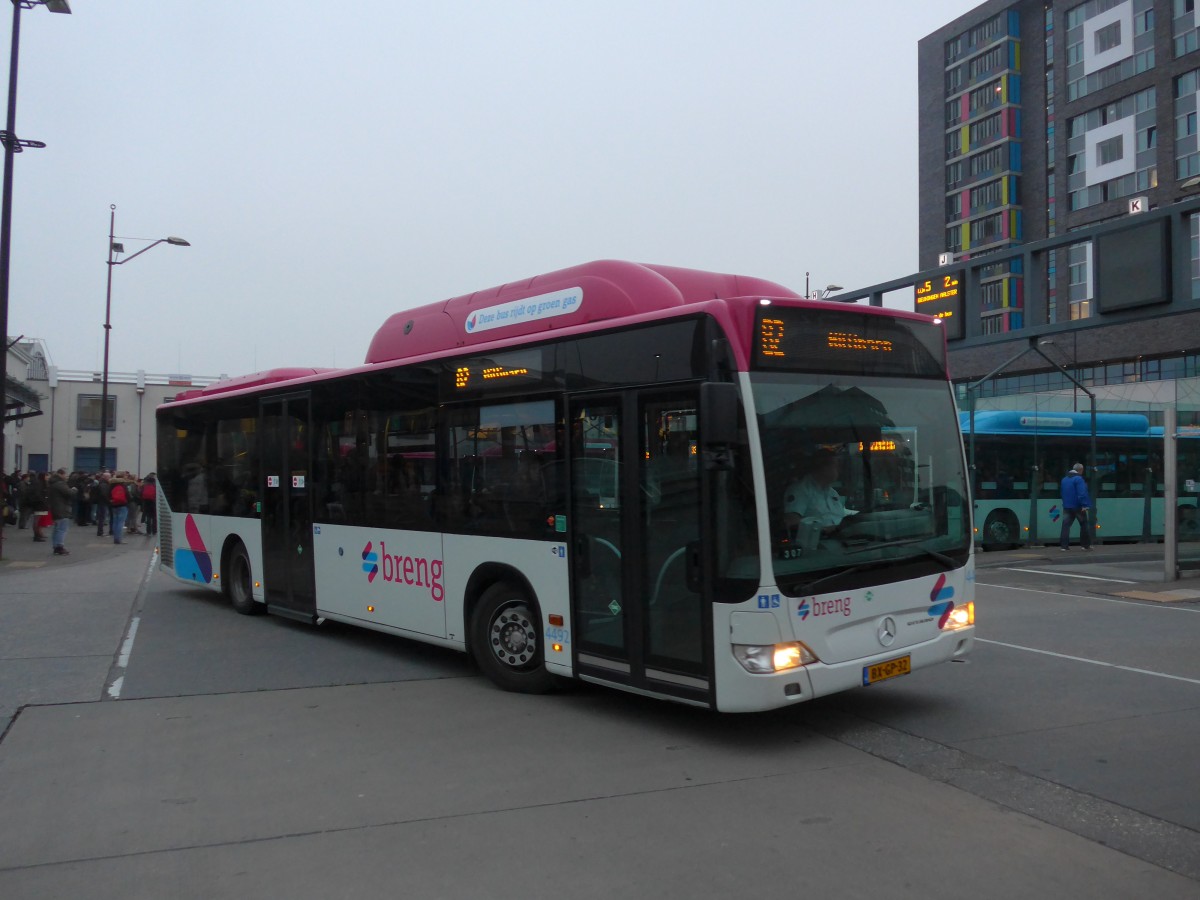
left=975, top=540, right=1200, bottom=602
left=0, top=523, right=156, bottom=733
left=0, top=521, right=156, bottom=571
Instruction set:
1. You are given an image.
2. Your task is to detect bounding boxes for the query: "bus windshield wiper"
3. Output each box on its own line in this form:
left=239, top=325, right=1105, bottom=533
left=794, top=562, right=878, bottom=595
left=844, top=537, right=959, bottom=568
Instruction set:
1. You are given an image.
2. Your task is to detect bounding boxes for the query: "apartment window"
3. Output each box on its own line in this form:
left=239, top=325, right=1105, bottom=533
left=946, top=35, right=965, bottom=64
left=980, top=281, right=1005, bottom=310
left=1179, top=111, right=1197, bottom=140
left=1191, top=213, right=1200, bottom=299
left=969, top=212, right=1004, bottom=243
left=969, top=45, right=1004, bottom=80
left=946, top=65, right=965, bottom=94
left=946, top=130, right=962, bottom=158
left=969, top=15, right=1002, bottom=48
left=1095, top=21, right=1121, bottom=54
left=1097, top=134, right=1124, bottom=165
left=1069, top=259, right=1088, bottom=286
left=969, top=112, right=1002, bottom=144
left=970, top=179, right=1004, bottom=209
left=1067, top=49, right=1157, bottom=102
left=946, top=160, right=964, bottom=187
left=969, top=80, right=1003, bottom=112
left=969, top=145, right=1005, bottom=176
left=1178, top=69, right=1200, bottom=97
left=946, top=193, right=963, bottom=220
left=78, top=394, right=115, bottom=431
left=946, top=99, right=963, bottom=126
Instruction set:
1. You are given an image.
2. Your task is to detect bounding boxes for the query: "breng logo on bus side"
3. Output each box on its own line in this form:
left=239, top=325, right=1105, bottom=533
left=928, top=574, right=956, bottom=628
left=362, top=542, right=379, bottom=583
left=173, top=513, right=213, bottom=585
left=360, top=540, right=444, bottom=602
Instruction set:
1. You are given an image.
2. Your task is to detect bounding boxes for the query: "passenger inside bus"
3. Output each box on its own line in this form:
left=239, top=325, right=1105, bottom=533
left=781, top=448, right=858, bottom=538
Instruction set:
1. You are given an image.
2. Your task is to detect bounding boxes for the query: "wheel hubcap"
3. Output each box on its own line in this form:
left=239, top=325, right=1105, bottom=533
left=490, top=603, right=536, bottom=668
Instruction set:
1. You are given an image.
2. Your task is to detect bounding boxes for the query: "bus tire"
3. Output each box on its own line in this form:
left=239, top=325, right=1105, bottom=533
left=226, top=543, right=262, bottom=616
left=981, top=510, right=1019, bottom=551
left=469, top=581, right=555, bottom=694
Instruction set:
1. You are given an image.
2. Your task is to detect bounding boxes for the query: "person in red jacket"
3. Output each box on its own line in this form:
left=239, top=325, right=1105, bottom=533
left=141, top=473, right=158, bottom=535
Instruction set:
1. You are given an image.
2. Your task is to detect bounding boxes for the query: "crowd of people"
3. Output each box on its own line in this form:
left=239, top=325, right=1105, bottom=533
left=1, top=468, right=158, bottom=556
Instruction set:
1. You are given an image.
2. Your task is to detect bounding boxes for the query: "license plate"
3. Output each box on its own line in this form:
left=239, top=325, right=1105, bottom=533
left=863, top=655, right=911, bottom=686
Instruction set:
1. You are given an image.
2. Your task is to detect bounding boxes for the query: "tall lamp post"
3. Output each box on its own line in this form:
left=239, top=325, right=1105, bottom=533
left=97, top=204, right=189, bottom=534
left=0, top=0, right=71, bottom=561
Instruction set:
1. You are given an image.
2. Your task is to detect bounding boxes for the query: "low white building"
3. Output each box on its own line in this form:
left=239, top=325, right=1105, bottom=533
left=3, top=337, right=223, bottom=475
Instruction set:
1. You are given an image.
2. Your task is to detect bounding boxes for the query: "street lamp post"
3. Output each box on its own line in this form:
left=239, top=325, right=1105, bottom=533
left=0, top=0, right=71, bottom=561
left=97, top=204, right=189, bottom=534
left=803, top=271, right=842, bottom=300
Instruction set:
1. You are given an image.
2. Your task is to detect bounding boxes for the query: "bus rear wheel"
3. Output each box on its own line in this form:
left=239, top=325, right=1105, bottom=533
left=226, top=543, right=262, bottom=615
left=981, top=510, right=1020, bottom=551
left=470, top=582, right=555, bottom=694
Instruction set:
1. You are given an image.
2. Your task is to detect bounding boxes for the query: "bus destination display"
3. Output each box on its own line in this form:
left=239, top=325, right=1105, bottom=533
left=914, top=271, right=964, bottom=339
left=754, top=308, right=945, bottom=377
left=452, top=348, right=542, bottom=392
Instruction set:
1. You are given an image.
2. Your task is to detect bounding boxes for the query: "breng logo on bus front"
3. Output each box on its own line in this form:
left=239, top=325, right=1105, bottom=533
left=927, top=574, right=955, bottom=628
left=360, top=540, right=444, bottom=602
left=797, top=596, right=852, bottom=620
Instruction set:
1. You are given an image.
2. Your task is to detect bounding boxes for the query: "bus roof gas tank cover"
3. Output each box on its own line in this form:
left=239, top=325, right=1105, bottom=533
left=365, top=260, right=798, bottom=364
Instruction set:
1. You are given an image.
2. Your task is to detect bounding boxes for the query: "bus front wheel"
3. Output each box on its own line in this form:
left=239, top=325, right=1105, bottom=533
left=226, top=543, right=262, bottom=616
left=470, top=582, right=555, bottom=694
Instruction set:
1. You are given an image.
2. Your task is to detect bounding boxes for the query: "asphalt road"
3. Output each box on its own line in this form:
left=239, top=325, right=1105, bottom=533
left=0, top=537, right=1197, bottom=898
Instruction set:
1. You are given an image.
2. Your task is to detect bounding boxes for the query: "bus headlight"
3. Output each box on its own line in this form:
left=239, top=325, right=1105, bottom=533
left=945, top=601, right=974, bottom=629
left=733, top=642, right=818, bottom=674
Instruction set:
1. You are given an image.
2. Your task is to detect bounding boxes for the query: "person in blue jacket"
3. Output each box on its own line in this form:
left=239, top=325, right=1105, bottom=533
left=1059, top=462, right=1093, bottom=551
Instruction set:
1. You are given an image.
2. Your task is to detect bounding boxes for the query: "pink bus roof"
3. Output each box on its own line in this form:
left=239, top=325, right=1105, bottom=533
left=170, top=367, right=335, bottom=402
left=163, top=261, right=945, bottom=410
left=365, top=260, right=803, bottom=364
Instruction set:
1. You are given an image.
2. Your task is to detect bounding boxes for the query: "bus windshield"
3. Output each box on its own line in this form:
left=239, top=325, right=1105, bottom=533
left=754, top=374, right=970, bottom=592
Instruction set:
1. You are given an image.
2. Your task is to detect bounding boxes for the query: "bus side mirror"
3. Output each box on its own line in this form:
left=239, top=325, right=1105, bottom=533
left=701, top=383, right=739, bottom=446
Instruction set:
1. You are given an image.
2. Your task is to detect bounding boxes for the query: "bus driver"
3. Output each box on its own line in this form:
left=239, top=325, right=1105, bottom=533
left=783, top=448, right=858, bottom=538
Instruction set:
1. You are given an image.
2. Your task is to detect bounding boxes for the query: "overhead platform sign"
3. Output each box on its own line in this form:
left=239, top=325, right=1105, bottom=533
left=915, top=271, right=964, bottom=339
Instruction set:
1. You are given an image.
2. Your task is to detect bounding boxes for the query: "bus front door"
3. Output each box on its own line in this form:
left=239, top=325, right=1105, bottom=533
left=260, top=393, right=317, bottom=621
left=569, top=391, right=711, bottom=706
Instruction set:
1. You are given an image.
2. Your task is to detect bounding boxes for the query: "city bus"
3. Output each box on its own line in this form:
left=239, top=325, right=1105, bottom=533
left=963, top=409, right=1200, bottom=548
left=155, top=260, right=974, bottom=712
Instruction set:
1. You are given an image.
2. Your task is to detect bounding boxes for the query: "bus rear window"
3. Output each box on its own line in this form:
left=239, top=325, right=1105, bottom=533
left=754, top=308, right=946, bottom=378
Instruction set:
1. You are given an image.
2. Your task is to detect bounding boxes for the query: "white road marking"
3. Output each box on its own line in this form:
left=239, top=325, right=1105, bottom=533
left=105, top=553, right=157, bottom=699
left=1000, top=566, right=1137, bottom=584
left=977, top=638, right=1200, bottom=685
left=978, top=579, right=1200, bottom=611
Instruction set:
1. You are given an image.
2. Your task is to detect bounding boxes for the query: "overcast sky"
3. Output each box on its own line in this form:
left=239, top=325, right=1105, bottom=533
left=6, top=0, right=973, bottom=380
